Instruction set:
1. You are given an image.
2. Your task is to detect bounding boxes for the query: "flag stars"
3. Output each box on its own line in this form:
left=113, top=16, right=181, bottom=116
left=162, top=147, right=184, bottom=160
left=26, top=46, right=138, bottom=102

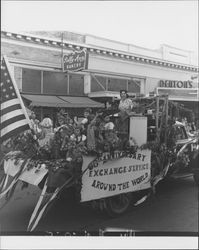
left=9, top=86, right=13, bottom=89
left=0, top=82, right=3, bottom=87
left=12, top=93, right=15, bottom=96
left=5, top=94, right=9, bottom=98
left=6, top=79, right=11, bottom=83
left=3, top=88, right=6, bottom=92
left=4, top=73, right=8, bottom=76
left=1, top=66, right=5, bottom=70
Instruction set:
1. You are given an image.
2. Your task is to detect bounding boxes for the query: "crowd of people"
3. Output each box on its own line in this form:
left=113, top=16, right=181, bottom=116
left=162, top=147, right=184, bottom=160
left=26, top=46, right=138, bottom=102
left=29, top=90, right=136, bottom=160
left=29, top=89, right=198, bottom=161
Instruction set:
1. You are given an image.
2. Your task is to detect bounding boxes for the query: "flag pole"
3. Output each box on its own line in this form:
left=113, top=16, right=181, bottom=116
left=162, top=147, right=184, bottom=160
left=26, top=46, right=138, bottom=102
left=3, top=55, right=31, bottom=128
left=61, top=32, right=64, bottom=71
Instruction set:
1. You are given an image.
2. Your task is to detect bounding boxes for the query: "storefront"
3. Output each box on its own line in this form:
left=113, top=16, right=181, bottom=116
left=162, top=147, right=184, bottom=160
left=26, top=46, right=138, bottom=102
left=156, top=78, right=199, bottom=123
left=1, top=30, right=198, bottom=123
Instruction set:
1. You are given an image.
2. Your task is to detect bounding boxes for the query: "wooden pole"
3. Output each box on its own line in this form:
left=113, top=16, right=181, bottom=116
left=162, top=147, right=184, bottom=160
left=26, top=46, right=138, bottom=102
left=165, top=95, right=169, bottom=143
left=61, top=33, right=64, bottom=70
left=156, top=96, right=160, bottom=143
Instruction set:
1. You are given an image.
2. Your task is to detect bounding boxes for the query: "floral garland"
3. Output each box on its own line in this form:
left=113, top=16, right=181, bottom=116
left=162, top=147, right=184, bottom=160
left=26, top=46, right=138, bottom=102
left=1, top=117, right=192, bottom=193
left=1, top=127, right=87, bottom=191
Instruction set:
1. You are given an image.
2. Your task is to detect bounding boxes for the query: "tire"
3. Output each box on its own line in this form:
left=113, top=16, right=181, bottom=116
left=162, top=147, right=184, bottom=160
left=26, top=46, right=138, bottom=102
left=193, top=171, right=199, bottom=185
left=105, top=193, right=132, bottom=217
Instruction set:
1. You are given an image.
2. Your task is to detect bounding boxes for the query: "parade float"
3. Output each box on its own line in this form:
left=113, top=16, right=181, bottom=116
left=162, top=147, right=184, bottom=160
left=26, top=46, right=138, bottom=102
left=1, top=94, right=198, bottom=232
left=1, top=54, right=198, bottom=232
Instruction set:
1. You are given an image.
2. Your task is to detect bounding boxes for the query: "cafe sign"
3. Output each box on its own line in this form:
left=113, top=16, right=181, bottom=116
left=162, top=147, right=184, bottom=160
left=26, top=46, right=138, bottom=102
left=63, top=49, right=88, bottom=72
left=159, top=80, right=193, bottom=88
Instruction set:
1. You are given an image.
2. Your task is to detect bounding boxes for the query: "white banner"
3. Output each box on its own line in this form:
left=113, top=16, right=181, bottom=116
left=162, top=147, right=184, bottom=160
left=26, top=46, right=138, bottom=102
left=81, top=149, right=151, bottom=202
left=4, top=159, right=48, bottom=186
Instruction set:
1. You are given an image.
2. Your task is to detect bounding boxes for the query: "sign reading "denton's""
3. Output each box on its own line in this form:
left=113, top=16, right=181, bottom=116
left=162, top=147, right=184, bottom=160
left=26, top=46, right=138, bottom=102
left=63, top=49, right=88, bottom=72
left=159, top=80, right=193, bottom=88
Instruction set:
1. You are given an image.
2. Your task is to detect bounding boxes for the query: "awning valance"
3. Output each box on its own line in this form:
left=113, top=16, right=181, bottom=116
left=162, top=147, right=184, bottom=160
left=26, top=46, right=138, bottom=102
left=22, top=94, right=104, bottom=108
left=88, top=91, right=120, bottom=99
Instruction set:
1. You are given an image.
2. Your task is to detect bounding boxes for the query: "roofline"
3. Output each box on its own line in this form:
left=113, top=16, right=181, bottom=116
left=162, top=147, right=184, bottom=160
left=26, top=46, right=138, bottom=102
left=1, top=30, right=198, bottom=72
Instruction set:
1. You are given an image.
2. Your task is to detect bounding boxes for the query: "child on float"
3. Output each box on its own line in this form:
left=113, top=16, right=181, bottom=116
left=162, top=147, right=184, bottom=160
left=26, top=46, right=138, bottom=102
left=29, top=111, right=42, bottom=138
left=70, top=124, right=86, bottom=144
left=38, top=117, right=54, bottom=148
left=50, top=110, right=71, bottom=158
left=66, top=124, right=87, bottom=162
left=86, top=114, right=97, bottom=152
left=102, top=114, right=120, bottom=153
left=79, top=108, right=92, bottom=136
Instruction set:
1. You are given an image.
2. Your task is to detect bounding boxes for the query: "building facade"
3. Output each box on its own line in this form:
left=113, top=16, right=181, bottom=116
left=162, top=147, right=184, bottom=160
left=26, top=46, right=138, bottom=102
left=1, top=30, right=198, bottom=122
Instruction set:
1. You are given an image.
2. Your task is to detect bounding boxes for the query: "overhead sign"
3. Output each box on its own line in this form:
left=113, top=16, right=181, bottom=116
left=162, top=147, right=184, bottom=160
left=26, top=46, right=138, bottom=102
left=81, top=149, right=151, bottom=202
left=159, top=80, right=193, bottom=88
left=63, top=49, right=88, bottom=72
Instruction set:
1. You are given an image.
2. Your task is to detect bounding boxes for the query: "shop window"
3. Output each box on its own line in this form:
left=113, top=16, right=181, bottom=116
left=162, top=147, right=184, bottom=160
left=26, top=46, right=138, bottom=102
left=69, top=74, right=85, bottom=96
left=128, top=80, right=141, bottom=93
left=22, top=68, right=41, bottom=93
left=108, top=78, right=127, bottom=91
left=91, top=75, right=107, bottom=92
left=43, top=71, right=68, bottom=95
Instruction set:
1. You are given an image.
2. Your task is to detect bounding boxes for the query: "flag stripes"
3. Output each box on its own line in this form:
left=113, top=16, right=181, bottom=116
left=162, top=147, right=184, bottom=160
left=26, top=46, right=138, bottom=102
left=0, top=56, right=30, bottom=143
left=1, top=104, right=23, bottom=117
left=1, top=124, right=30, bottom=143
left=1, top=115, right=27, bottom=130
left=1, top=98, right=21, bottom=110
left=1, top=109, right=24, bottom=123
left=1, top=119, right=29, bottom=137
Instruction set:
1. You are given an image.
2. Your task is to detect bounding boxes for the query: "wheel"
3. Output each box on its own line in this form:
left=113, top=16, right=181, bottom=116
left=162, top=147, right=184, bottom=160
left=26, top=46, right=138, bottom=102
left=193, top=170, right=199, bottom=185
left=105, top=193, right=132, bottom=217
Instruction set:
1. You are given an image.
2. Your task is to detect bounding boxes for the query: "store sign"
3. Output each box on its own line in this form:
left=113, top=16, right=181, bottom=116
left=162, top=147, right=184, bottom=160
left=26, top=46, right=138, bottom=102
left=81, top=149, right=151, bottom=202
left=63, top=49, right=88, bottom=72
left=159, top=80, right=193, bottom=88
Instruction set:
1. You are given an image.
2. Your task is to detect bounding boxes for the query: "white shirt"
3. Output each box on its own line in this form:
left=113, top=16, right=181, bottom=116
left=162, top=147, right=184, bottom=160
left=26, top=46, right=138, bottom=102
left=81, top=118, right=88, bottom=125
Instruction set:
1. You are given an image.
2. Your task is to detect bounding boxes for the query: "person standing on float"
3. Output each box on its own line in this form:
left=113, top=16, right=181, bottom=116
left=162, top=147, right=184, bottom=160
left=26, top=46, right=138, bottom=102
left=118, top=90, right=133, bottom=114
left=118, top=90, right=134, bottom=149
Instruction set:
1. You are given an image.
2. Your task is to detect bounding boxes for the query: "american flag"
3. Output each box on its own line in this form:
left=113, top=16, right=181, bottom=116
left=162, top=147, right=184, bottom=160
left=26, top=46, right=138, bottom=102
left=0, top=56, right=30, bottom=143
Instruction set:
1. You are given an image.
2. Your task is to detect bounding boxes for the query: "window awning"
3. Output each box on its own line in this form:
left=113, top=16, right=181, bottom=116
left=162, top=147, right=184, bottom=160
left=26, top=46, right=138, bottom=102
left=22, top=94, right=104, bottom=108
left=88, top=91, right=120, bottom=99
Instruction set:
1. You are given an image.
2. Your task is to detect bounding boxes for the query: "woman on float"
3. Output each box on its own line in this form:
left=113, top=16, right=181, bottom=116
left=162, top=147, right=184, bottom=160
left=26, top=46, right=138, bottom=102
left=118, top=90, right=133, bottom=114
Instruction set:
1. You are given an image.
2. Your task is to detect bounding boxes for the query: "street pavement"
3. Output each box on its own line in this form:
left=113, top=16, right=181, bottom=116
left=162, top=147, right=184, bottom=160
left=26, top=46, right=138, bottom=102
left=0, top=176, right=198, bottom=235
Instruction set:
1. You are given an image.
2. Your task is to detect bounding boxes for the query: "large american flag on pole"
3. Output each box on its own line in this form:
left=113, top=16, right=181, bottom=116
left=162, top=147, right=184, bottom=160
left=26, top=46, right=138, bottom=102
left=0, top=56, right=31, bottom=143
